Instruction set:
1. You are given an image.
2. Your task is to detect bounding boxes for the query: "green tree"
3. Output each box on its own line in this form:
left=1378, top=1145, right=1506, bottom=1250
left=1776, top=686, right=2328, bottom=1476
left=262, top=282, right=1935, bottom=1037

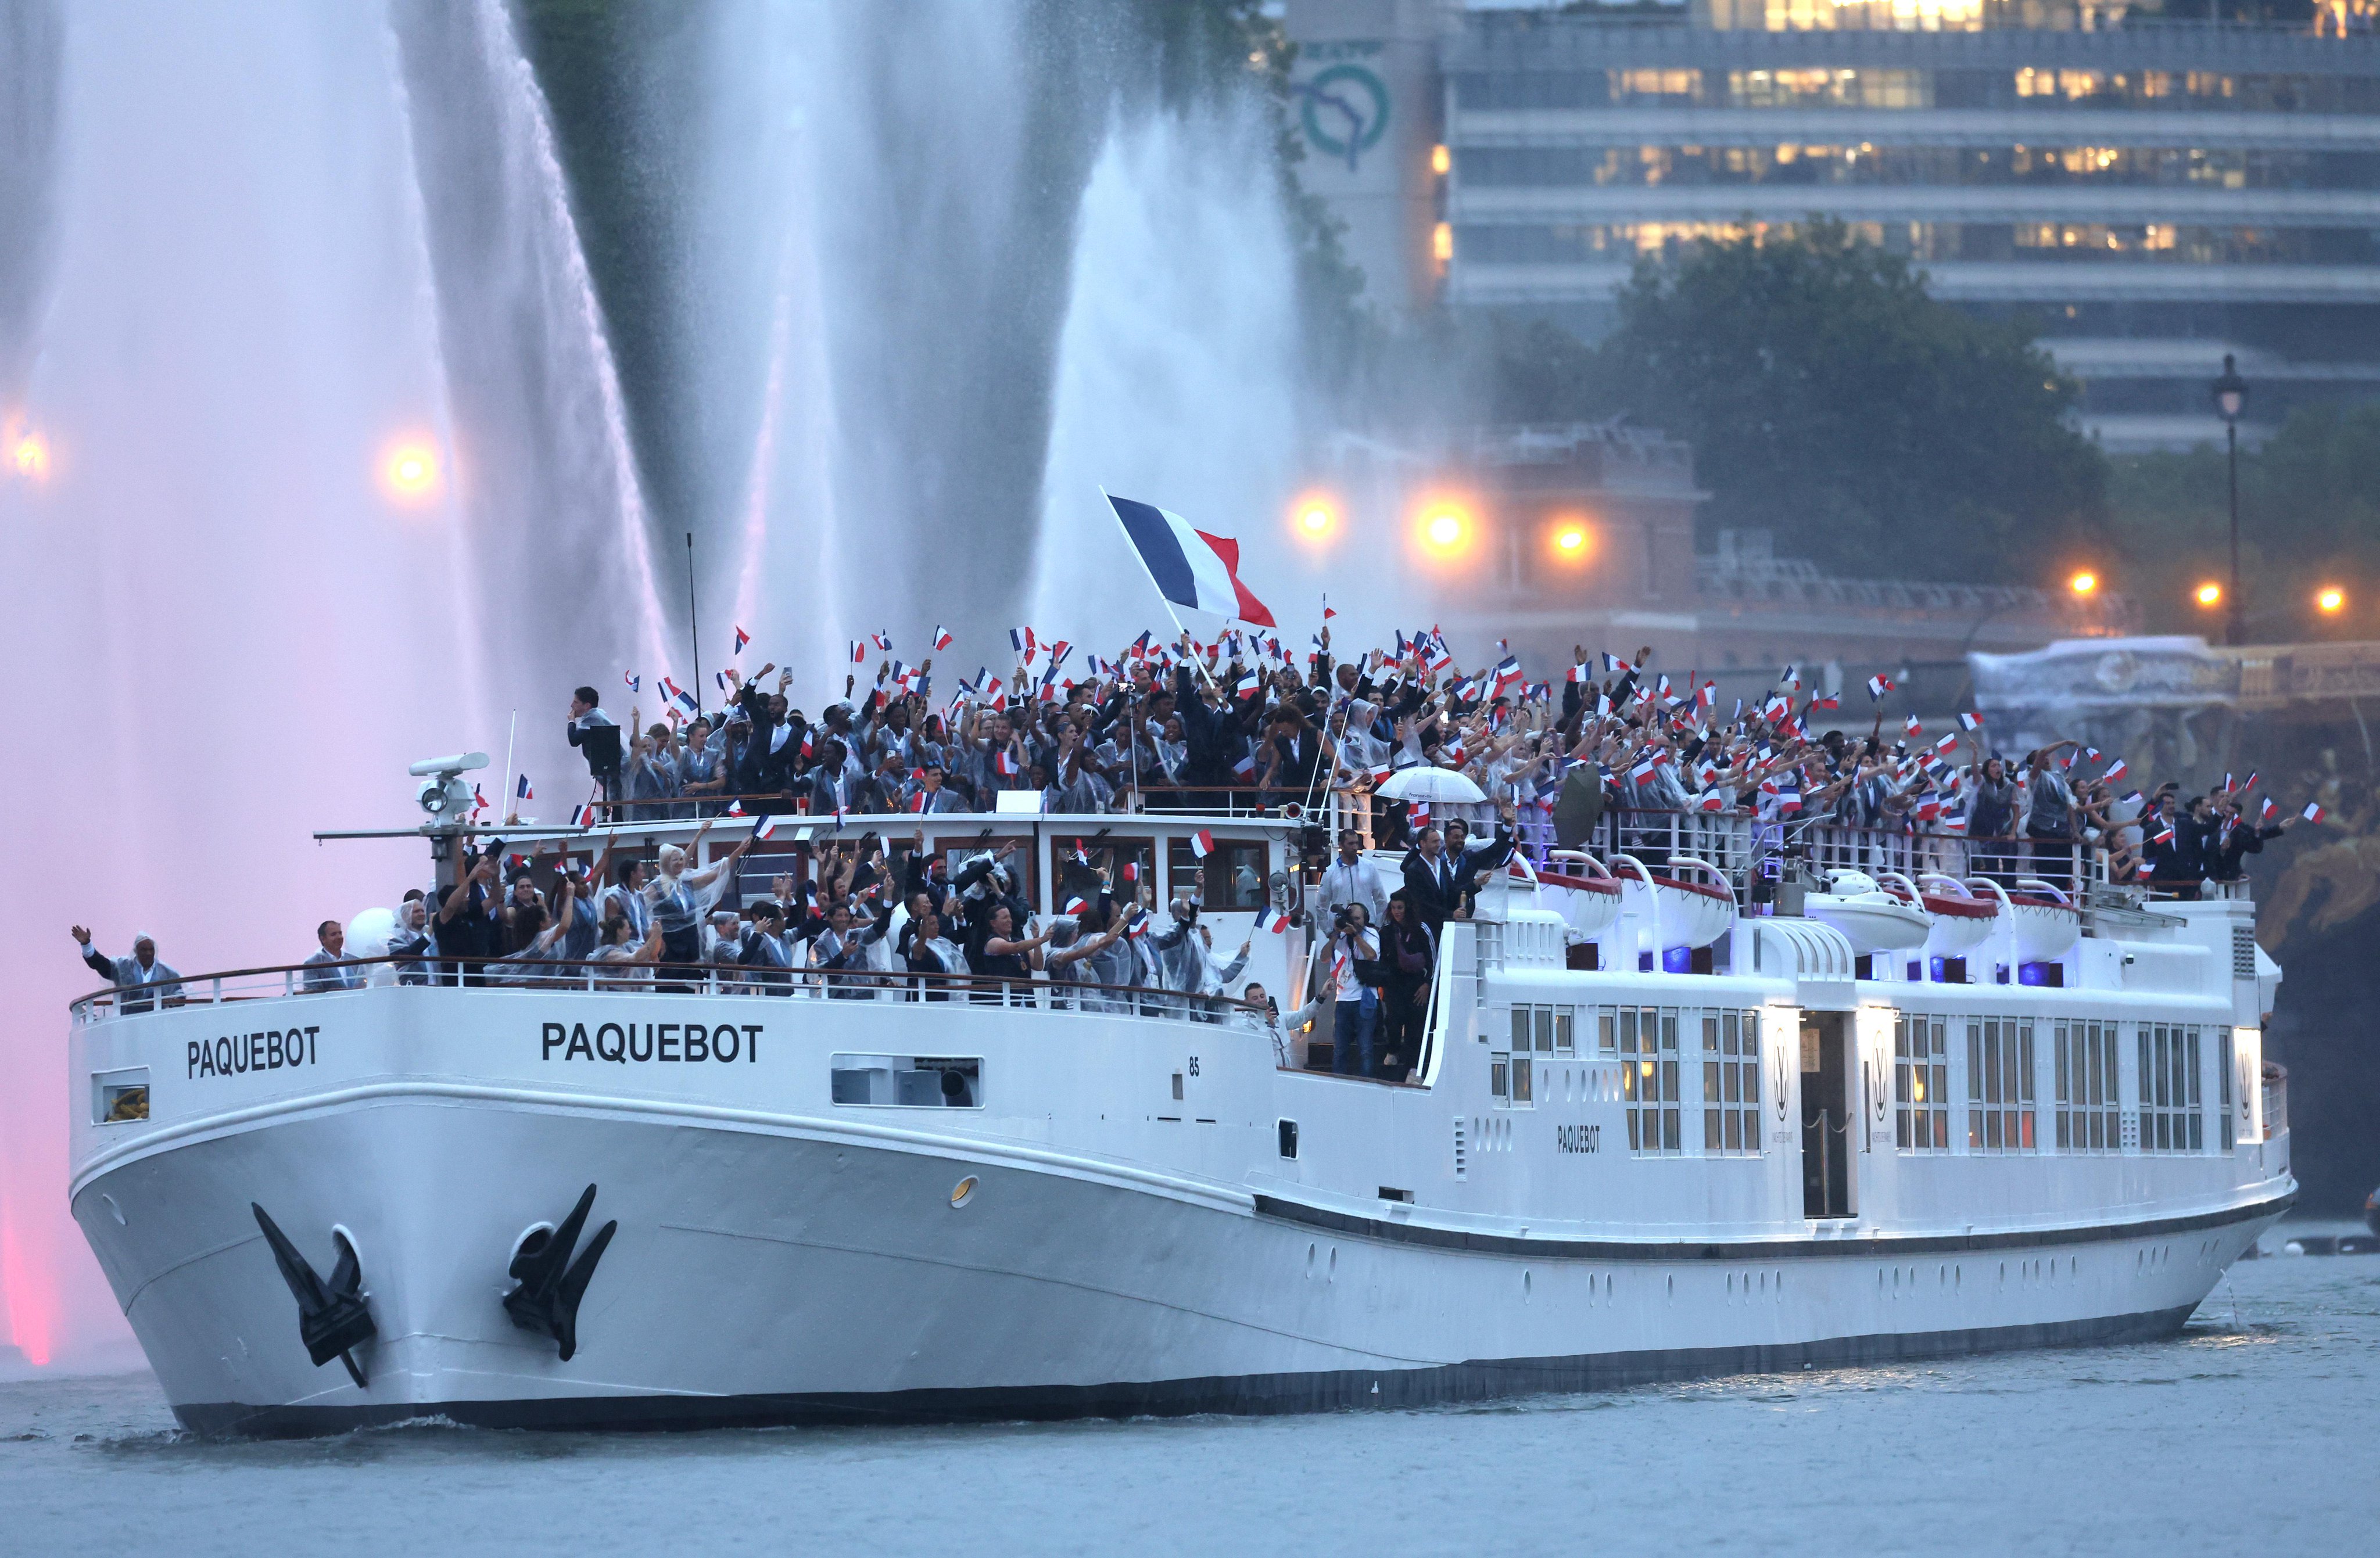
left=1499, top=221, right=2112, bottom=586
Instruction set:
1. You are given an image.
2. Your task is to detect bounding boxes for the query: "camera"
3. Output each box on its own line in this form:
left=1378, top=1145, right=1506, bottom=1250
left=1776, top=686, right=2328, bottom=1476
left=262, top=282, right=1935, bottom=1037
left=1332, top=907, right=1356, bottom=933
left=410, top=751, right=488, bottom=820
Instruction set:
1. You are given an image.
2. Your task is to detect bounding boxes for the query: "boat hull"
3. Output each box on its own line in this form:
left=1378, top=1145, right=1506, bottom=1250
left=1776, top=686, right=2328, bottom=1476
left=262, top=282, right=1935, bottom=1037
left=74, top=1093, right=2284, bottom=1437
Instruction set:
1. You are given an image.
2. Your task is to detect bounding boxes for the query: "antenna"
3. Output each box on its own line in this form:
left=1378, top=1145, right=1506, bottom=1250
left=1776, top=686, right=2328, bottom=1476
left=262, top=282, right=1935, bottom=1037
left=686, top=531, right=703, bottom=718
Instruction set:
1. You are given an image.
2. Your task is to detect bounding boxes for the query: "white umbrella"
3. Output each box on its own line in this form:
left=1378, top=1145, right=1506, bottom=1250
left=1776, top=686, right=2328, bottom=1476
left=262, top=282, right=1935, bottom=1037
left=1377, top=766, right=1486, bottom=805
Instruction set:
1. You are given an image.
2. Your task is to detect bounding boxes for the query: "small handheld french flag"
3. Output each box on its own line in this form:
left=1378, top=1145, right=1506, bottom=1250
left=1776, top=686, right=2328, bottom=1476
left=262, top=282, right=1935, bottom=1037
left=1958, top=710, right=1985, bottom=732
left=1190, top=829, right=1214, bottom=859
left=752, top=815, right=778, bottom=841
left=872, top=630, right=892, bottom=653
left=623, top=671, right=640, bottom=693
left=849, top=640, right=868, bottom=665
left=2303, top=802, right=2326, bottom=824
left=515, top=774, right=532, bottom=802
left=733, top=625, right=751, bottom=654
left=932, top=624, right=955, bottom=651
left=570, top=802, right=599, bottom=828
left=1257, top=905, right=1290, bottom=934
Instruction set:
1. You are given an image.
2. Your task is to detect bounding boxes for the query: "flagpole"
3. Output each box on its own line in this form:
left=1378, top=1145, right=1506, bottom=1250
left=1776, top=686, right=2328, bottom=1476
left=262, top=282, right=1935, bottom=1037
left=685, top=531, right=703, bottom=720
left=498, top=710, right=517, bottom=825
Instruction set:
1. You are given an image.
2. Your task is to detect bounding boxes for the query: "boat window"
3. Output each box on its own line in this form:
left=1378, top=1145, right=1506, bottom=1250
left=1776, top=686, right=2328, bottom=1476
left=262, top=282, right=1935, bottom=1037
left=830, top=1054, right=982, bottom=1108
left=2135, top=1023, right=2202, bottom=1153
left=1597, top=1007, right=1615, bottom=1054
left=1622, top=1005, right=1681, bottom=1153
left=1704, top=1008, right=1764, bottom=1156
left=1966, top=1017, right=2036, bottom=1152
left=1510, top=1004, right=1560, bottom=1054
left=1170, top=837, right=1267, bottom=911
left=1512, top=1056, right=1535, bottom=1105
left=1555, top=1008, right=1575, bottom=1056
left=1894, top=1014, right=1950, bottom=1154
left=1050, top=835, right=1154, bottom=916
left=1492, top=1053, right=1510, bottom=1101
left=2217, top=1028, right=2235, bottom=1152
left=2054, top=1019, right=2119, bottom=1153
left=938, top=838, right=1039, bottom=909
left=93, top=1067, right=149, bottom=1125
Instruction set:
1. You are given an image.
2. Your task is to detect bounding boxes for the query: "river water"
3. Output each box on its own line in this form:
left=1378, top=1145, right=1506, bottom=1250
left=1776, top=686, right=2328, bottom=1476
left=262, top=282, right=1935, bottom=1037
left=3, top=1233, right=2372, bottom=1557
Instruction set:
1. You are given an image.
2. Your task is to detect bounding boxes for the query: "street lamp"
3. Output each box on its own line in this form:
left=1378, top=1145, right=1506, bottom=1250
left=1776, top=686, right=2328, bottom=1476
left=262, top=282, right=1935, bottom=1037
left=2212, top=353, right=2248, bottom=646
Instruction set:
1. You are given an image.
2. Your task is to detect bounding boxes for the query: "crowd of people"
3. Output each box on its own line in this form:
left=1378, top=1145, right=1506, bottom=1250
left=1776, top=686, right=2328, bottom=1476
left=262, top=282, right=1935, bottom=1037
left=556, top=628, right=2306, bottom=899
left=73, top=625, right=2315, bottom=1083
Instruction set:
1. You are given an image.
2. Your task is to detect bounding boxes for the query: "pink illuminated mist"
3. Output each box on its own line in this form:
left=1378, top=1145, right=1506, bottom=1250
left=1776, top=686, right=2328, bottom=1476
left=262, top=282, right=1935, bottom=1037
left=0, top=0, right=664, bottom=1371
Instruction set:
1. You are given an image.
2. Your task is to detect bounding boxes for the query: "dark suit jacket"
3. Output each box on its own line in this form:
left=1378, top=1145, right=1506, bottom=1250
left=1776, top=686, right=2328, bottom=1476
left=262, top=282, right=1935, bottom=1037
left=809, top=767, right=861, bottom=817
left=1402, top=848, right=1463, bottom=925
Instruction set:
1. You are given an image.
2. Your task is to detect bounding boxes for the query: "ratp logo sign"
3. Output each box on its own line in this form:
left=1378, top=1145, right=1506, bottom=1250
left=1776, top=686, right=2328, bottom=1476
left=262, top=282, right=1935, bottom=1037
left=1296, top=61, right=1390, bottom=171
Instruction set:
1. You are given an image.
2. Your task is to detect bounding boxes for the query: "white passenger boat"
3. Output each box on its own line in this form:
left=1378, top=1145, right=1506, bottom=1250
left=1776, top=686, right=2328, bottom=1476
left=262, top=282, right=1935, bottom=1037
left=64, top=793, right=2293, bottom=1435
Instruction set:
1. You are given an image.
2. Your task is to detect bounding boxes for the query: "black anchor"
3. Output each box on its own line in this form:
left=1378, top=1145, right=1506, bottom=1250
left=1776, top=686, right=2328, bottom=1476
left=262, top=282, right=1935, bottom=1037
left=503, top=1184, right=617, bottom=1363
left=251, top=1204, right=374, bottom=1388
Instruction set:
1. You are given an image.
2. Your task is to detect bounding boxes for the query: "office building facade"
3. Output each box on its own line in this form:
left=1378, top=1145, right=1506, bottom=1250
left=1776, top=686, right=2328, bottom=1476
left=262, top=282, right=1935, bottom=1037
left=1287, top=0, right=2380, bottom=449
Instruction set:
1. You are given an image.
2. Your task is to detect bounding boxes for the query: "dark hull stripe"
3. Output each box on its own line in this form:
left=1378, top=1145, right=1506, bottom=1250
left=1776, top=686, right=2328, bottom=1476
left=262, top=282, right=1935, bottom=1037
left=1249, top=1191, right=2294, bottom=1262
left=178, top=1301, right=2200, bottom=1438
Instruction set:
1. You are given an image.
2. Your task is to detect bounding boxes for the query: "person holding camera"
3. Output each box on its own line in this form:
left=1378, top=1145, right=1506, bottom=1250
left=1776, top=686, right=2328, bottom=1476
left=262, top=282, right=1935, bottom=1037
left=1320, top=902, right=1380, bottom=1078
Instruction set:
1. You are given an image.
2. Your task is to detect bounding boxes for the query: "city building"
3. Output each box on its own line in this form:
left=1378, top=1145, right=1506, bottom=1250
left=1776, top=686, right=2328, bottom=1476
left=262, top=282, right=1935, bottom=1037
left=1285, top=0, right=2380, bottom=450
left=1324, top=422, right=2130, bottom=706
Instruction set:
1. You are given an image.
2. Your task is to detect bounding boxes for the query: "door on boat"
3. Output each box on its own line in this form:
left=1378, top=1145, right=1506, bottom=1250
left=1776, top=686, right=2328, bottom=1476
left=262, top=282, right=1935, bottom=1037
left=1800, top=1013, right=1855, bottom=1219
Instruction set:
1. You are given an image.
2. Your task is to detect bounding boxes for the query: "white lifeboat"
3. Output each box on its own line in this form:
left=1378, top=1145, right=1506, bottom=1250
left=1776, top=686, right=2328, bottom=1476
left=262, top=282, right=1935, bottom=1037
left=1615, top=854, right=1737, bottom=957
left=1898, top=873, right=2000, bottom=960
left=2003, top=878, right=2082, bottom=962
left=1804, top=870, right=1931, bottom=954
left=1532, top=850, right=1622, bottom=940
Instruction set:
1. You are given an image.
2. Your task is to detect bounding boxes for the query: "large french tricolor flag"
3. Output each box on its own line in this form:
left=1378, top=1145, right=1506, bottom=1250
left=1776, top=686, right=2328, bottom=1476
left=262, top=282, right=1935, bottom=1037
left=1106, top=494, right=1275, bottom=628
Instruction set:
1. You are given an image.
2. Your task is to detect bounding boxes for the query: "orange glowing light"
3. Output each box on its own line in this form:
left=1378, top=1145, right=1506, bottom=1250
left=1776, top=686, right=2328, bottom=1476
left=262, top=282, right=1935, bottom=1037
left=1550, top=520, right=1592, bottom=561
left=2194, top=581, right=2223, bottom=608
left=9, top=432, right=48, bottom=482
left=2069, top=570, right=2099, bottom=597
left=2317, top=586, right=2347, bottom=614
left=1420, top=504, right=1471, bottom=555
left=1291, top=493, right=1338, bottom=540
left=1431, top=143, right=1451, bottom=177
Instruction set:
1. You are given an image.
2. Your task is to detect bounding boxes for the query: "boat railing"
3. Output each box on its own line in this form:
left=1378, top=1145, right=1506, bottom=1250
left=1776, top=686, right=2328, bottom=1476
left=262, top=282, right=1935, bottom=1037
left=587, top=785, right=1317, bottom=825
left=69, top=956, right=1267, bottom=1032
